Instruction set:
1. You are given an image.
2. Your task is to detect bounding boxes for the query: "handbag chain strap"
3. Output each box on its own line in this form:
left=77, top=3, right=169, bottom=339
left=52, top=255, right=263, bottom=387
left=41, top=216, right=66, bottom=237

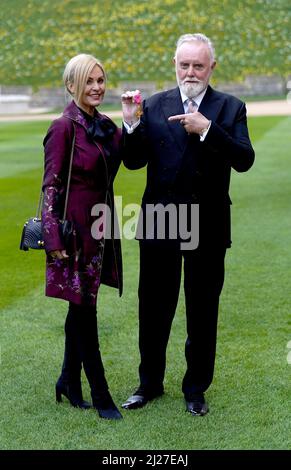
left=61, top=123, right=76, bottom=222
left=36, top=122, right=76, bottom=220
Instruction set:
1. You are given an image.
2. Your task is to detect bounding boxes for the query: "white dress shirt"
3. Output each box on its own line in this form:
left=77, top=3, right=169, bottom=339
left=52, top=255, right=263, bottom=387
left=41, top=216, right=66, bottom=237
left=179, top=87, right=211, bottom=141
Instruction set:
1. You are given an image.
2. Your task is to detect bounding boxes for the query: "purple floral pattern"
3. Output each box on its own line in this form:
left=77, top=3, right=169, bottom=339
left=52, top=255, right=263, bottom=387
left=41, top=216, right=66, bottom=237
left=46, top=236, right=104, bottom=303
left=42, top=101, right=122, bottom=305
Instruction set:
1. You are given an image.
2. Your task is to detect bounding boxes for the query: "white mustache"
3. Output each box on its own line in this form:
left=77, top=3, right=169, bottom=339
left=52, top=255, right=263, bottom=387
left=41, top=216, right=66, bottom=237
left=183, top=79, right=202, bottom=84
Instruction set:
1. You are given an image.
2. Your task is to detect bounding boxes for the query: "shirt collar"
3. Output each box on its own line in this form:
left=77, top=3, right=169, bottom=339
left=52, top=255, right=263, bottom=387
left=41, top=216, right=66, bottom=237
left=179, top=86, right=208, bottom=109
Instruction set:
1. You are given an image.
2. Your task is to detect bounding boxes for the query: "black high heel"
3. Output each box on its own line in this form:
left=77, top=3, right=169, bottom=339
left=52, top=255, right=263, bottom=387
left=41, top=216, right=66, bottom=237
left=92, top=391, right=123, bottom=420
left=55, top=380, right=92, bottom=409
left=71, top=305, right=122, bottom=419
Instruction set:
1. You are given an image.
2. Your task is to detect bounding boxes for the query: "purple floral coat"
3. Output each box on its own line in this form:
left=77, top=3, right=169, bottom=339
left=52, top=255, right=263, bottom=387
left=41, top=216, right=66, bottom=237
left=42, top=101, right=122, bottom=305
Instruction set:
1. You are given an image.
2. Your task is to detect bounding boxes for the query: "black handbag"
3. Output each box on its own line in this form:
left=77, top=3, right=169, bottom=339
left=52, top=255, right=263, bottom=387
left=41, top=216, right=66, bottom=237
left=19, top=217, right=74, bottom=251
left=20, top=217, right=44, bottom=250
left=20, top=124, right=75, bottom=251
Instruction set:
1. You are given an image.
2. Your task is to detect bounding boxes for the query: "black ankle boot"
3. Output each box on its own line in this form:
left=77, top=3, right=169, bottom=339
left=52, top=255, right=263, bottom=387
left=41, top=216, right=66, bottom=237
left=56, top=377, right=91, bottom=409
left=92, top=391, right=123, bottom=420
left=55, top=304, right=92, bottom=409
left=77, top=306, right=122, bottom=419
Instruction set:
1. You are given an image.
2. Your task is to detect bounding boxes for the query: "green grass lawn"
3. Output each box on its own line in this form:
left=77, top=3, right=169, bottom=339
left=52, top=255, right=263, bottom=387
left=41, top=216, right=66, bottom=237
left=0, top=116, right=291, bottom=450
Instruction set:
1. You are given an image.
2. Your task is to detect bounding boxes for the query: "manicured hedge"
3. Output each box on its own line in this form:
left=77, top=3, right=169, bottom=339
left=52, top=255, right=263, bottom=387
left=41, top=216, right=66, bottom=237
left=0, top=0, right=290, bottom=87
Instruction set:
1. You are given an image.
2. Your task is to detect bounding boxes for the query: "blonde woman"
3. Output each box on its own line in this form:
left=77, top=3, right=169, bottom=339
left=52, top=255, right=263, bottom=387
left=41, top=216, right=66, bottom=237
left=42, top=54, right=123, bottom=420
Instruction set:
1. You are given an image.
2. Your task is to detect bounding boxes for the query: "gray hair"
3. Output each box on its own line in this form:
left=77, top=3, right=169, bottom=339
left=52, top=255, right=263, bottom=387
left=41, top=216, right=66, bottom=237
left=174, top=33, right=215, bottom=62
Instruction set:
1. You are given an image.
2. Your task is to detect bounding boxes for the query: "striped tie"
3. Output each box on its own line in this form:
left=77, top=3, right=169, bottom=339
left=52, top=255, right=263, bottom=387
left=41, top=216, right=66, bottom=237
left=187, top=98, right=197, bottom=113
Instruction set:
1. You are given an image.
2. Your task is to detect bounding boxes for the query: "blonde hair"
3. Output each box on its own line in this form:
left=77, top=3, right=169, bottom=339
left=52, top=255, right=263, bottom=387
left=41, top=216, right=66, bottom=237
left=63, top=54, right=105, bottom=104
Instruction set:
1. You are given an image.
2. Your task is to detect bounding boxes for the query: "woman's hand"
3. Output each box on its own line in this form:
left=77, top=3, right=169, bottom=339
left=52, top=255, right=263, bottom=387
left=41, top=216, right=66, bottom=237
left=121, top=90, right=142, bottom=126
left=49, top=250, right=69, bottom=260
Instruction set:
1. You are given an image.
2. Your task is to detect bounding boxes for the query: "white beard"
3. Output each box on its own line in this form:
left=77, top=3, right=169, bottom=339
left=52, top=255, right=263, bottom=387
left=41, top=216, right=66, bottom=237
left=179, top=80, right=206, bottom=98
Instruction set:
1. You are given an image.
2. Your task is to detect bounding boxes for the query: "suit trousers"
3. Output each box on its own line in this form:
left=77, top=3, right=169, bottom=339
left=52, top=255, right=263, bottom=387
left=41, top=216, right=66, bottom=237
left=138, top=239, right=226, bottom=396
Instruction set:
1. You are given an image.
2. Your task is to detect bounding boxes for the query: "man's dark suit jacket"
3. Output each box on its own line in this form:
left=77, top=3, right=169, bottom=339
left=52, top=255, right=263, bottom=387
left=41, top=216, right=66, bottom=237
left=123, top=85, right=255, bottom=248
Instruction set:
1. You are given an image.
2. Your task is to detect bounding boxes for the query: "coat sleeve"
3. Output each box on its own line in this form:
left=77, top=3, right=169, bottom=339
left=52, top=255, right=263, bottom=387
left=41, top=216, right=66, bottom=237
left=41, top=117, right=73, bottom=254
left=121, top=101, right=150, bottom=170
left=203, top=102, right=255, bottom=172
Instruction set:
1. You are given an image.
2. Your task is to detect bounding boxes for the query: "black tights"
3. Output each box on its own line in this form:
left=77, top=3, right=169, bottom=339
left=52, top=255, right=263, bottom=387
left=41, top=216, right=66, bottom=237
left=60, top=302, right=108, bottom=397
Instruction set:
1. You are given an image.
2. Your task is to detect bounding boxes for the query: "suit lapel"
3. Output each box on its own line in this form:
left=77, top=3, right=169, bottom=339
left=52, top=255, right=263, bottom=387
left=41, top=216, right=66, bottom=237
left=160, top=86, right=224, bottom=158
left=161, top=87, right=188, bottom=153
left=198, top=85, right=224, bottom=122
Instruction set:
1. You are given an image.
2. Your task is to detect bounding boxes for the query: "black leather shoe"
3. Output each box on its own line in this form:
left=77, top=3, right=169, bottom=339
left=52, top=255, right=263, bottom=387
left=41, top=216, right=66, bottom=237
left=122, top=387, right=164, bottom=410
left=121, top=393, right=148, bottom=410
left=185, top=393, right=209, bottom=416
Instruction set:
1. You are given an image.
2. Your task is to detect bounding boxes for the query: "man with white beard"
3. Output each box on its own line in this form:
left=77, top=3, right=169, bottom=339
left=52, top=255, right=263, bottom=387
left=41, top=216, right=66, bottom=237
left=121, top=33, right=255, bottom=416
